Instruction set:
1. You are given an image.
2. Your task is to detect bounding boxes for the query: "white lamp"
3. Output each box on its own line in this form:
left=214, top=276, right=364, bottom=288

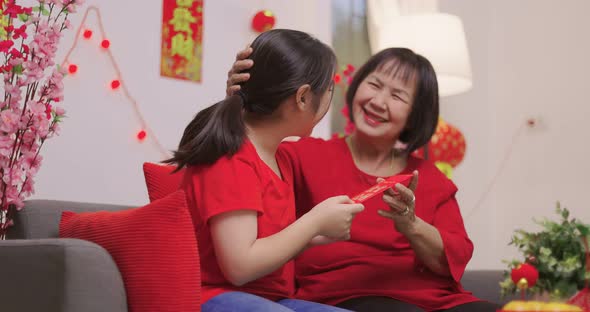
left=369, top=13, right=473, bottom=97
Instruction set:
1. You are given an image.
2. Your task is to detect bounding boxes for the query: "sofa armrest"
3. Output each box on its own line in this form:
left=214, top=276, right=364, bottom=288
left=0, top=238, right=127, bottom=312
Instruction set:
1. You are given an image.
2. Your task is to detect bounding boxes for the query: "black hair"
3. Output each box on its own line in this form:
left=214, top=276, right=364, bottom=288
left=165, top=29, right=336, bottom=168
left=345, top=48, right=439, bottom=154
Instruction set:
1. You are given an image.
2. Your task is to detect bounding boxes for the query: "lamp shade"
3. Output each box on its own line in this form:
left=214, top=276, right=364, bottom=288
left=370, top=13, right=472, bottom=97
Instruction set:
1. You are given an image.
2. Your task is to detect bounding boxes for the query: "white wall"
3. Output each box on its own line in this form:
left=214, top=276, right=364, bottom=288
left=439, top=0, right=590, bottom=269
left=32, top=0, right=333, bottom=206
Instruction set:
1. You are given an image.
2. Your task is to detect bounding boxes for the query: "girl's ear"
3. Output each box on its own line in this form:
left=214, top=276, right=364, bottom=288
left=295, top=84, right=312, bottom=111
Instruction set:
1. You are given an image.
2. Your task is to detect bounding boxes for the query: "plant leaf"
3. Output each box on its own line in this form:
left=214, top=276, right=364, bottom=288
left=13, top=64, right=23, bottom=74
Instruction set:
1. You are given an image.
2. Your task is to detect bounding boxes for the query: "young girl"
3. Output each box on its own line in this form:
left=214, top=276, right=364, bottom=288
left=165, top=29, right=363, bottom=311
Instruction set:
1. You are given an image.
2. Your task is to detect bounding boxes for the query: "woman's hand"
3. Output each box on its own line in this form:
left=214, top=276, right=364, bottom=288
left=377, top=170, right=419, bottom=235
left=377, top=170, right=451, bottom=276
left=226, top=45, right=254, bottom=97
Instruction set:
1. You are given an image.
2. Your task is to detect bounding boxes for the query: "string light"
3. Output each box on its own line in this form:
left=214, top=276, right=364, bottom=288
left=110, top=79, right=120, bottom=90
left=60, top=6, right=169, bottom=157
left=68, top=64, right=78, bottom=74
left=82, top=29, right=92, bottom=39
left=100, top=39, right=110, bottom=49
left=137, top=130, right=147, bottom=141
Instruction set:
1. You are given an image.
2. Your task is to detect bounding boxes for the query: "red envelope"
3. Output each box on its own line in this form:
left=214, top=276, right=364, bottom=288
left=351, top=174, right=413, bottom=203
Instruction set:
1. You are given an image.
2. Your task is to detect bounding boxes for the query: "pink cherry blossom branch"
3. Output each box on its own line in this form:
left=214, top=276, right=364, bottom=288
left=1, top=0, right=83, bottom=233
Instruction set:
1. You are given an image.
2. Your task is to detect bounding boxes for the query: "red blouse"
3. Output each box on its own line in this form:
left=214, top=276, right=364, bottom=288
left=280, top=137, right=480, bottom=311
left=182, top=140, right=296, bottom=303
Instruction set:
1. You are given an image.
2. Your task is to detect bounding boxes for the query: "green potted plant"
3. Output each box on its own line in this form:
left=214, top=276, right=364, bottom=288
left=500, top=202, right=590, bottom=300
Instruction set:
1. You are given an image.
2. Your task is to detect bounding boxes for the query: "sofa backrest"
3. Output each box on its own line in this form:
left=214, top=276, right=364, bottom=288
left=7, top=200, right=133, bottom=239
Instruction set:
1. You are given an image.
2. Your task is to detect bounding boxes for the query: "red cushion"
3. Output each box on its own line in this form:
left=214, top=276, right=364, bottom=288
left=142, top=162, right=184, bottom=202
left=59, top=191, right=200, bottom=312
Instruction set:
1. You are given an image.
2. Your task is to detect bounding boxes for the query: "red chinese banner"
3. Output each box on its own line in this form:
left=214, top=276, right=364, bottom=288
left=161, top=0, right=203, bottom=83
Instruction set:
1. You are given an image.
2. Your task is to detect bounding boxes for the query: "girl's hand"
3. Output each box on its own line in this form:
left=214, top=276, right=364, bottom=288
left=308, top=195, right=364, bottom=240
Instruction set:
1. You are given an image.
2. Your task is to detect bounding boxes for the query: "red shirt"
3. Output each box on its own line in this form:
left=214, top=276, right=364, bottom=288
left=280, top=137, right=480, bottom=311
left=181, top=139, right=296, bottom=304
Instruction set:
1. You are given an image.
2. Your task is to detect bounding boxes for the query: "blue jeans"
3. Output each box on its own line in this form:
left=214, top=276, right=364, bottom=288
left=202, top=291, right=353, bottom=312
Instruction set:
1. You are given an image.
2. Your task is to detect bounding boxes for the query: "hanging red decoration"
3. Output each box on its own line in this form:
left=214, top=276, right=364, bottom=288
left=511, top=263, right=539, bottom=288
left=333, top=73, right=342, bottom=84
left=83, top=29, right=92, bottom=39
left=413, top=118, right=466, bottom=168
left=101, top=39, right=110, bottom=49
left=110, top=79, right=120, bottom=90
left=251, top=10, right=276, bottom=33
left=68, top=64, right=78, bottom=74
left=161, top=0, right=204, bottom=83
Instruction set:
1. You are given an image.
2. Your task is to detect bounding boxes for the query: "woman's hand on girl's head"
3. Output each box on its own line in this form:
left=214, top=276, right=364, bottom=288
left=226, top=45, right=254, bottom=98
left=377, top=170, right=419, bottom=234
left=307, top=195, right=365, bottom=240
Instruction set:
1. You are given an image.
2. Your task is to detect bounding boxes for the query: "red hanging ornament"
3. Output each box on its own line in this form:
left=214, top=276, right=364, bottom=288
left=413, top=118, right=466, bottom=168
left=251, top=10, right=276, bottom=33
left=511, top=263, right=539, bottom=288
left=333, top=73, right=342, bottom=84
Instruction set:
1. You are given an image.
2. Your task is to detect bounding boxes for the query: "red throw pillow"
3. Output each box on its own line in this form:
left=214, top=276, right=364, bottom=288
left=59, top=191, right=200, bottom=312
left=142, top=162, right=184, bottom=202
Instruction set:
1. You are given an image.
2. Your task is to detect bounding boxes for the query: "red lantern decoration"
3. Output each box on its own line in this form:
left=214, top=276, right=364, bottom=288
left=511, top=263, right=539, bottom=288
left=413, top=118, right=466, bottom=168
left=251, top=10, right=276, bottom=33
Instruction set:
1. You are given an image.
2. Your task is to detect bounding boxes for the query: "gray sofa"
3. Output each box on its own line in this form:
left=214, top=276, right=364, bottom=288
left=0, top=199, right=510, bottom=312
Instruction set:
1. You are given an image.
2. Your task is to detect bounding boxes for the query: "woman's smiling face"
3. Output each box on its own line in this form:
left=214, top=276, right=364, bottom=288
left=351, top=62, right=417, bottom=142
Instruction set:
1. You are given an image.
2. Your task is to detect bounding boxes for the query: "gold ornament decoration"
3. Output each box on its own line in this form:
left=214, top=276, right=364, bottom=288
left=517, top=278, right=529, bottom=290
